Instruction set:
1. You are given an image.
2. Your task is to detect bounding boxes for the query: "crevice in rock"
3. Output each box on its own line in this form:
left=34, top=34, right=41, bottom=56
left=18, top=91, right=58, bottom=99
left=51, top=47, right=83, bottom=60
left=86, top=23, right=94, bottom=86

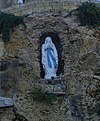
left=39, top=32, right=64, bottom=78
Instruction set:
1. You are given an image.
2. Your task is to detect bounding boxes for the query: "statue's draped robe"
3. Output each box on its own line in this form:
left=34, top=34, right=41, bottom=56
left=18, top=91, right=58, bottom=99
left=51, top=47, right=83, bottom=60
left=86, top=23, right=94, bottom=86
left=42, top=37, right=58, bottom=79
left=17, top=0, right=23, bottom=4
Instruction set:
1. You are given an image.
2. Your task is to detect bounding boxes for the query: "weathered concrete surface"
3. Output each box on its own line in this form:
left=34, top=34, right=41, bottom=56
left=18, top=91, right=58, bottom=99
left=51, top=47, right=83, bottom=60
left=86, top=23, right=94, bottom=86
left=0, top=0, right=95, bottom=16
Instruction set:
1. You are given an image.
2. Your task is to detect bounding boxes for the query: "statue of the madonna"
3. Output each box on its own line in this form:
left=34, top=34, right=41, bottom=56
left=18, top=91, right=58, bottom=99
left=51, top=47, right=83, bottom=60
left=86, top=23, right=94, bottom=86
left=42, top=37, right=58, bottom=79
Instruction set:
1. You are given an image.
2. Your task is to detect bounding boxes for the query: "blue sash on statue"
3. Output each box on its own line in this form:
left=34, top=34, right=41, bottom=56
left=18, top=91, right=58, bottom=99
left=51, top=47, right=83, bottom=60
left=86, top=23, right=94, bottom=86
left=47, top=48, right=57, bottom=68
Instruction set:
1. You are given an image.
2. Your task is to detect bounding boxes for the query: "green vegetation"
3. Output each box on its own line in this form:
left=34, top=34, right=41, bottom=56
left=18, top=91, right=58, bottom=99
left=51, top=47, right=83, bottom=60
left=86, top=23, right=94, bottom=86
left=0, top=12, right=26, bottom=43
left=29, top=86, right=57, bottom=104
left=78, top=2, right=100, bottom=27
left=66, top=2, right=100, bottom=28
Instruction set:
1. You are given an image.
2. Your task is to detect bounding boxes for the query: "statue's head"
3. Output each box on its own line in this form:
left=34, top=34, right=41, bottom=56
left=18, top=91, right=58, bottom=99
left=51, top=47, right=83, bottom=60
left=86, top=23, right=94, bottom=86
left=45, top=37, right=52, bottom=44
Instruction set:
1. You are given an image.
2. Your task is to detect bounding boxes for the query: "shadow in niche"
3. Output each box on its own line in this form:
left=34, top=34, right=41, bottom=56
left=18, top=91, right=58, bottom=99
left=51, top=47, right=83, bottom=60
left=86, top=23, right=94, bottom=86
left=39, top=32, right=64, bottom=79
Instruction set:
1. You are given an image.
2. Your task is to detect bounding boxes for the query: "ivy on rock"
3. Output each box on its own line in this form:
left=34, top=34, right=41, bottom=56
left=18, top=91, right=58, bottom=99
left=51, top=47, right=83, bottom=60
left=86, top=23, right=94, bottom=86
left=78, top=2, right=100, bottom=27
left=65, top=2, right=100, bottom=28
left=0, top=12, right=27, bottom=43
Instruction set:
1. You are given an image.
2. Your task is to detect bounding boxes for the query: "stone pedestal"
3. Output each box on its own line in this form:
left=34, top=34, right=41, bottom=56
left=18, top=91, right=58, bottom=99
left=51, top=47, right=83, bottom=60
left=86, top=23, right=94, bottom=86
left=0, top=97, right=13, bottom=108
left=38, top=77, right=66, bottom=95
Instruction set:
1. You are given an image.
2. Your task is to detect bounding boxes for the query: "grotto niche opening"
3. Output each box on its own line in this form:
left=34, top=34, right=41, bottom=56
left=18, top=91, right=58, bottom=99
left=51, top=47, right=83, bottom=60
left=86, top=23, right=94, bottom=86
left=39, top=32, right=64, bottom=79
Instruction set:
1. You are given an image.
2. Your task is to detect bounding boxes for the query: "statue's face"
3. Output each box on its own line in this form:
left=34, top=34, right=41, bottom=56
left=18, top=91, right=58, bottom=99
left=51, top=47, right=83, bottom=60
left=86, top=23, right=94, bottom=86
left=45, top=37, right=52, bottom=44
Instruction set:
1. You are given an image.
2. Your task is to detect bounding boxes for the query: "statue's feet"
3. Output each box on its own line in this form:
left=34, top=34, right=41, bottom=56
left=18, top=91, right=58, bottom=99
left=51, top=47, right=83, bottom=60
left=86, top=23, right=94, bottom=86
left=51, top=76, right=54, bottom=80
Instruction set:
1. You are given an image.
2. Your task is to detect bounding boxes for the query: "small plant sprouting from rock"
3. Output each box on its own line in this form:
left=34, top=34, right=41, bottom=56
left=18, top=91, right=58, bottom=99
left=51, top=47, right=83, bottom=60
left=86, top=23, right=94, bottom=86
left=29, top=86, right=57, bottom=104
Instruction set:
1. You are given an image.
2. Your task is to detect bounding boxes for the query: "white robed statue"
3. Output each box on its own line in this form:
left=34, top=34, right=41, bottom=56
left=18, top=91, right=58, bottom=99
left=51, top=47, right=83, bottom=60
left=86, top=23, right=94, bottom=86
left=42, top=37, right=58, bottom=79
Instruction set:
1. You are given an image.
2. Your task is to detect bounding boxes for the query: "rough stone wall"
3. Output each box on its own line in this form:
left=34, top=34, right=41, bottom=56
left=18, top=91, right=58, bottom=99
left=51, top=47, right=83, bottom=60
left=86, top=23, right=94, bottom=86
left=0, top=11, right=100, bottom=121
left=0, top=0, right=13, bottom=9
